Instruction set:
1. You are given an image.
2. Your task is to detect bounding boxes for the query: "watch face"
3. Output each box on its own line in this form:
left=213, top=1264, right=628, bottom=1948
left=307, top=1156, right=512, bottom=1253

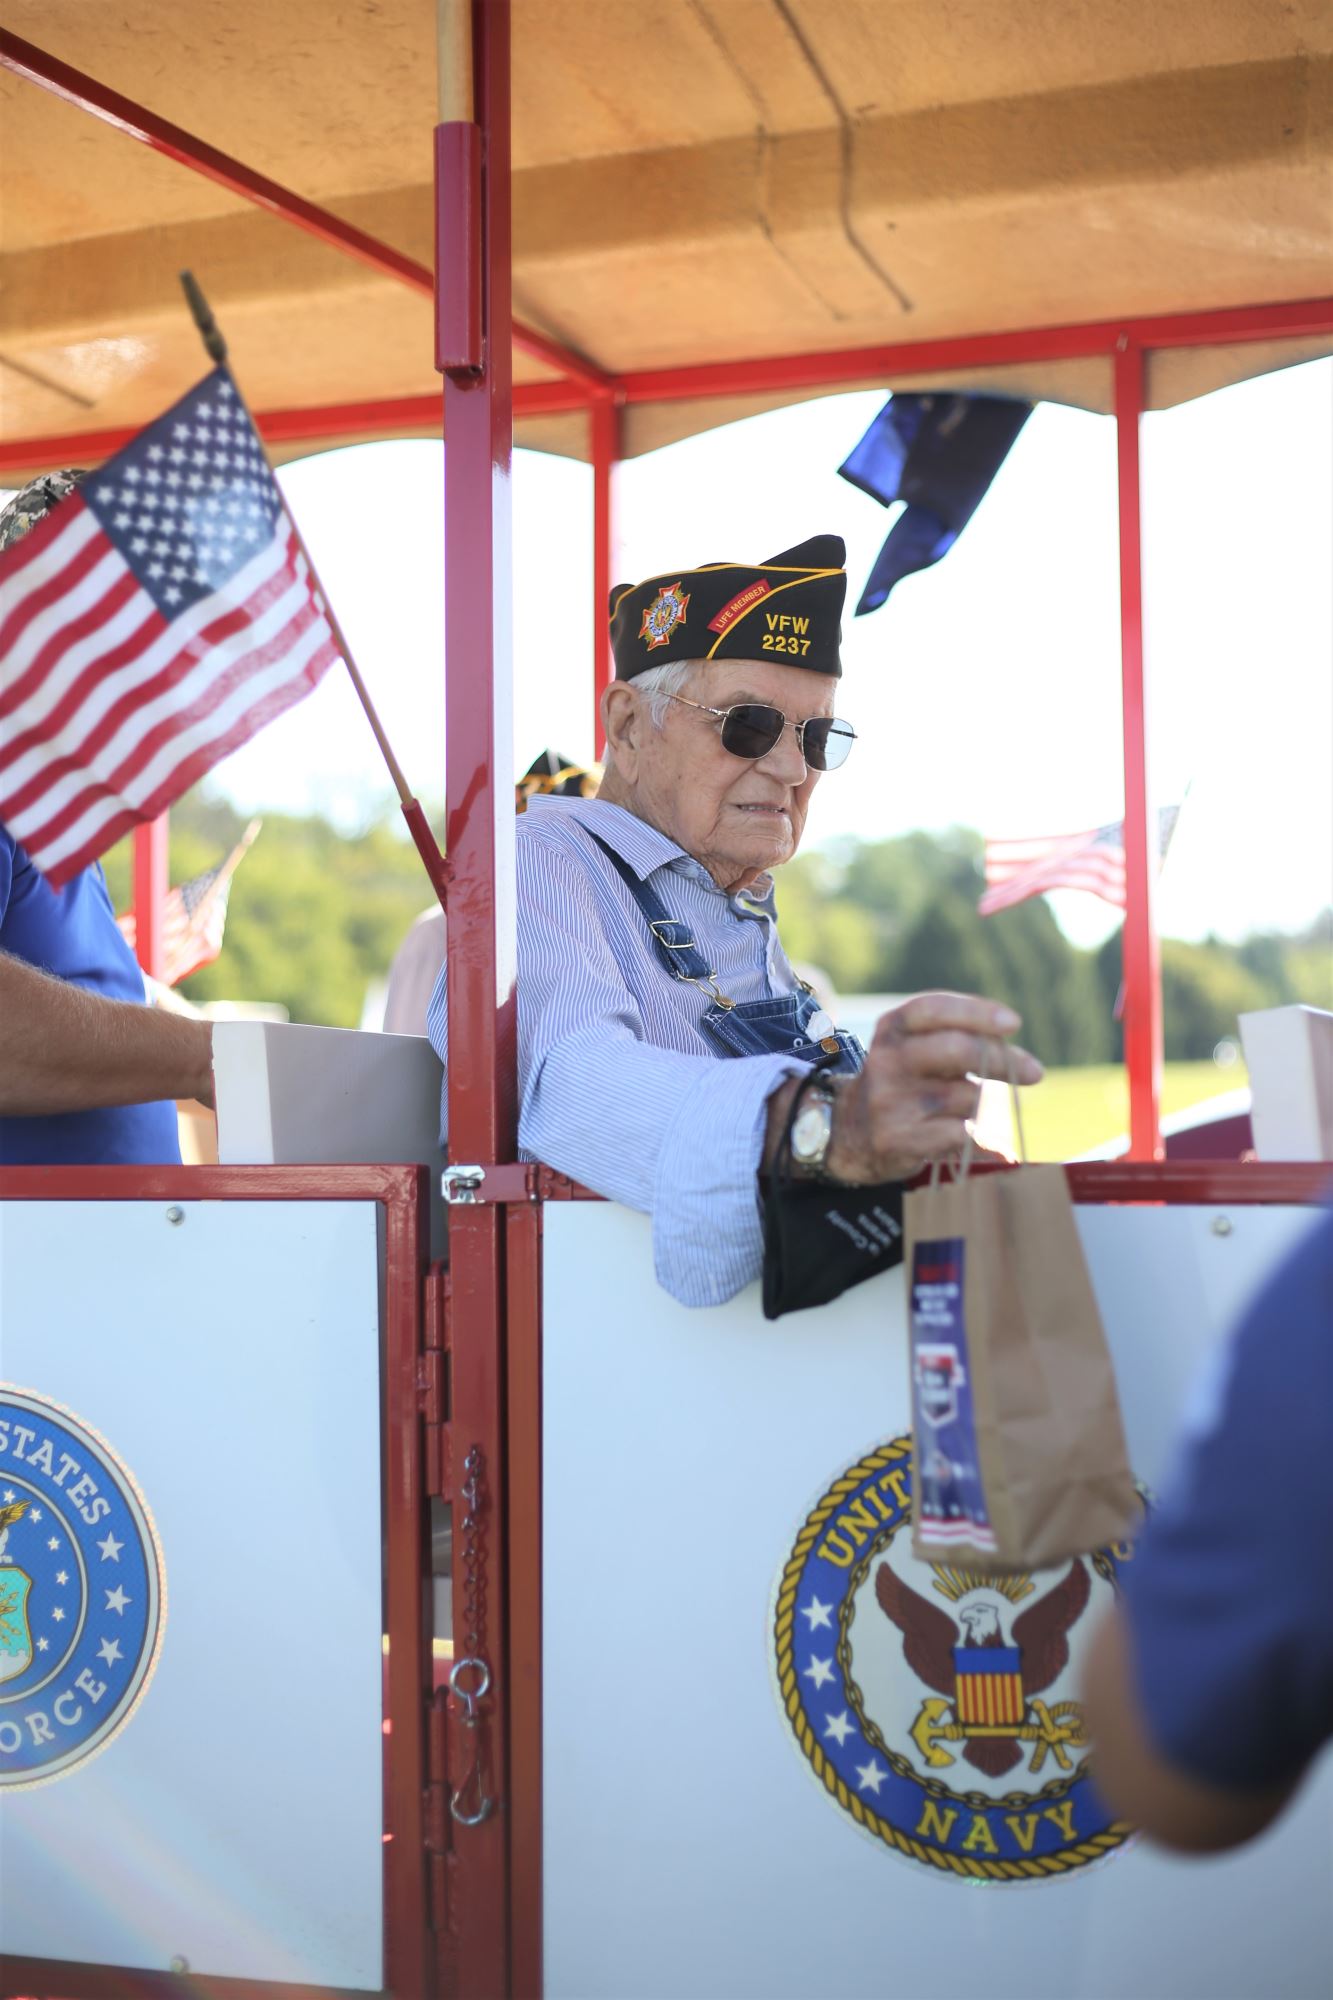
left=792, top=1097, right=832, bottom=1161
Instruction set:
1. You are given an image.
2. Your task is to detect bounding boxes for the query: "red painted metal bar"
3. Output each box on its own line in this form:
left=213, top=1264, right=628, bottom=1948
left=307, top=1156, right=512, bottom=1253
left=616, top=295, right=1333, bottom=408
left=438, top=0, right=515, bottom=1989
left=590, top=396, right=621, bottom=753
left=0, top=26, right=611, bottom=397
left=1114, top=340, right=1163, bottom=1160
left=131, top=813, right=168, bottom=981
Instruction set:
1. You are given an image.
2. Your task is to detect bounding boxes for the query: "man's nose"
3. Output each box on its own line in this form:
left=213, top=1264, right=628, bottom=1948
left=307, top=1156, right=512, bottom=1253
left=758, top=719, right=812, bottom=780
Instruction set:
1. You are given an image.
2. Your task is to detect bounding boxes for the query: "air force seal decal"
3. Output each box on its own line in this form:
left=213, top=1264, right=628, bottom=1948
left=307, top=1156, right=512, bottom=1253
left=773, top=1437, right=1141, bottom=1881
left=0, top=1387, right=165, bottom=1788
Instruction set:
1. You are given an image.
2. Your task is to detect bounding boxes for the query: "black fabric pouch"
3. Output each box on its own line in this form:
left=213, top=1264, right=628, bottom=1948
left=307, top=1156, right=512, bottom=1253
left=760, top=1176, right=905, bottom=1317
left=759, top=1076, right=906, bottom=1318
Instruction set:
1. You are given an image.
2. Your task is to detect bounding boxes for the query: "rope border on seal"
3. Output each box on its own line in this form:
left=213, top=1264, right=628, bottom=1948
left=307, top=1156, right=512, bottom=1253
left=773, top=1436, right=1133, bottom=1880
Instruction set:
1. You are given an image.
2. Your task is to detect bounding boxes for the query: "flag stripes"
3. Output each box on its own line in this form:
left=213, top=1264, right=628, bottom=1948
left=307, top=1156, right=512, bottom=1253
left=0, top=365, right=338, bottom=888
left=978, top=807, right=1179, bottom=918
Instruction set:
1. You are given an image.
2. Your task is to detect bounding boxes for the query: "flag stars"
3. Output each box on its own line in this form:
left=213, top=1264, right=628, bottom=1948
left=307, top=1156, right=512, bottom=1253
left=163, top=586, right=184, bottom=605
left=147, top=443, right=164, bottom=459
left=130, top=537, right=150, bottom=555
left=124, top=467, right=141, bottom=484
left=173, top=422, right=191, bottom=438
left=105, top=1586, right=130, bottom=1615
left=114, top=511, right=134, bottom=530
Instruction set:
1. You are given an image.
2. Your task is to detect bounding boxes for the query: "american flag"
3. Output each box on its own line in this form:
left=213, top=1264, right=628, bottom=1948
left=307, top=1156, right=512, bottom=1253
left=0, top=367, right=339, bottom=889
left=116, top=818, right=259, bottom=988
left=978, top=806, right=1180, bottom=917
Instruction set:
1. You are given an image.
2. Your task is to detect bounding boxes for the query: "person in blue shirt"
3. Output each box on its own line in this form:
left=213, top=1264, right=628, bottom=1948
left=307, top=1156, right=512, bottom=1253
left=428, top=536, right=1041, bottom=1307
left=0, top=475, right=213, bottom=1166
left=1083, top=1207, right=1333, bottom=1850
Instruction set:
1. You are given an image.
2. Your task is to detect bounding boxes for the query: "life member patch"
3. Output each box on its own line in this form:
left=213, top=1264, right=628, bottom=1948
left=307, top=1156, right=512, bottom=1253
left=639, top=581, right=690, bottom=649
left=0, top=1387, right=165, bottom=1788
left=772, top=1436, right=1140, bottom=1880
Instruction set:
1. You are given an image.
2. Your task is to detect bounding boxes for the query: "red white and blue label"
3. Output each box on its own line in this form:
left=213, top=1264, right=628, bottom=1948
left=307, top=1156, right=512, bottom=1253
left=910, top=1237, right=995, bottom=1551
left=0, top=1387, right=165, bottom=1788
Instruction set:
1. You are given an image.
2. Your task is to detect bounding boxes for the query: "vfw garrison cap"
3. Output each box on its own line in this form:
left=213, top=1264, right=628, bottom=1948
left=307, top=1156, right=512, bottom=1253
left=609, top=534, right=847, bottom=681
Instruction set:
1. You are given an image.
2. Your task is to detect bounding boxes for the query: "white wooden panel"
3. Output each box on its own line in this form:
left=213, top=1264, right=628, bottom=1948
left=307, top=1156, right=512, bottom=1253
left=0, top=1199, right=384, bottom=1989
left=543, top=1200, right=1327, bottom=2000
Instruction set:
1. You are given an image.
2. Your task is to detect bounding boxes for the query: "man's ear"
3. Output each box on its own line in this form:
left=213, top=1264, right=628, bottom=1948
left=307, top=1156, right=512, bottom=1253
left=600, top=681, right=642, bottom=779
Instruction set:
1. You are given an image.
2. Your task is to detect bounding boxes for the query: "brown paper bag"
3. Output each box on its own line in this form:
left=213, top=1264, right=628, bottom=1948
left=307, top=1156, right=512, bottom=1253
left=904, top=1126, right=1135, bottom=1571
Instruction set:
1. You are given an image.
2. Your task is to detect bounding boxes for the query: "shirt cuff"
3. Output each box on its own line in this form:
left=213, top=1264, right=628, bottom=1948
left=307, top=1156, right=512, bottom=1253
left=650, top=1053, right=806, bottom=1307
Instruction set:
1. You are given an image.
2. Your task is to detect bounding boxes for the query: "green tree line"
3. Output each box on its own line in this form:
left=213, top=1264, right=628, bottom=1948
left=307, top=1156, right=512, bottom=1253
left=105, top=800, right=1329, bottom=1060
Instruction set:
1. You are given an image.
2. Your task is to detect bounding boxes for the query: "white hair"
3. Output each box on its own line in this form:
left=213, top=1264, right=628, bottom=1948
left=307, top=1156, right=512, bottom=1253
left=630, top=658, right=705, bottom=729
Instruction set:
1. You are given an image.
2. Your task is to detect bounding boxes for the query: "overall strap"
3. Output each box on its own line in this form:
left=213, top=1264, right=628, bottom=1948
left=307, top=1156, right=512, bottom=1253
left=582, top=828, right=718, bottom=987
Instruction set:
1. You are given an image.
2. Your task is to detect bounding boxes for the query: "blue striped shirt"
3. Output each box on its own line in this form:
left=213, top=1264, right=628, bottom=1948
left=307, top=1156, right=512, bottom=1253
left=425, top=794, right=813, bottom=1305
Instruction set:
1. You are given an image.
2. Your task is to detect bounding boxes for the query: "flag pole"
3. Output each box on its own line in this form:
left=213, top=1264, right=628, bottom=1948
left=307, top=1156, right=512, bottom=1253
left=179, top=271, right=451, bottom=915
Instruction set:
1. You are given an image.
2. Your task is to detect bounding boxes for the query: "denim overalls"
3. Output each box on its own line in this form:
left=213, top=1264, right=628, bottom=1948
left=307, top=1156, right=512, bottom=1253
left=586, top=831, right=864, bottom=1076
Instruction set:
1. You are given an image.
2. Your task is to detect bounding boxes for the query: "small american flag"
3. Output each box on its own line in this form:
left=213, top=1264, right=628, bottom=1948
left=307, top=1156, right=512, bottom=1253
left=0, top=367, right=338, bottom=888
left=116, top=819, right=259, bottom=988
left=978, top=806, right=1179, bottom=917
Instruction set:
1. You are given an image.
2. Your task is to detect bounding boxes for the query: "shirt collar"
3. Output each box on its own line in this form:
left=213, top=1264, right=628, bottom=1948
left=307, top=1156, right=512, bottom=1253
left=523, top=793, right=688, bottom=881
left=525, top=793, right=778, bottom=913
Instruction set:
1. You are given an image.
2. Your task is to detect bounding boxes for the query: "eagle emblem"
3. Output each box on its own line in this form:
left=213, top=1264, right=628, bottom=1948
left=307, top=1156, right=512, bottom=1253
left=876, top=1557, right=1090, bottom=1778
left=772, top=1435, right=1142, bottom=1881
left=639, top=581, right=689, bottom=649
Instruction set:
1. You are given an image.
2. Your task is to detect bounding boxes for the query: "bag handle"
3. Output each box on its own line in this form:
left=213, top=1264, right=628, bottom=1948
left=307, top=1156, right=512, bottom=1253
left=932, top=1041, right=1030, bottom=1187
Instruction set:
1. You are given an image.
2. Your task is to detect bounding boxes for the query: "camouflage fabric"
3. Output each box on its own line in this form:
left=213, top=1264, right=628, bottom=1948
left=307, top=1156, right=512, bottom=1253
left=0, top=469, right=86, bottom=555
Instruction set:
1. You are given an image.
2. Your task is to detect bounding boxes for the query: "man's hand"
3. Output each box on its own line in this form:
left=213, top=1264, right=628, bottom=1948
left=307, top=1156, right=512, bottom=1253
left=824, top=992, right=1041, bottom=1185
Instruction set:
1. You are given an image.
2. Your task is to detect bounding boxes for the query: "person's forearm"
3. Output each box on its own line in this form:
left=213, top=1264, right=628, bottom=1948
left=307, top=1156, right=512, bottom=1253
left=0, top=952, right=214, bottom=1114
left=1082, top=1608, right=1292, bottom=1852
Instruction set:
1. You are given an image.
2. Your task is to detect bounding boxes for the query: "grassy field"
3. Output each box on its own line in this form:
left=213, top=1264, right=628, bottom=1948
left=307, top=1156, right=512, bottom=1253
left=1015, top=1061, right=1248, bottom=1160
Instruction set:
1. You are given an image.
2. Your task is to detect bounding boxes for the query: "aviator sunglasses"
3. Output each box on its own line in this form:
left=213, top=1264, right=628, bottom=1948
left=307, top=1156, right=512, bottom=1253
left=659, top=692, right=857, bottom=771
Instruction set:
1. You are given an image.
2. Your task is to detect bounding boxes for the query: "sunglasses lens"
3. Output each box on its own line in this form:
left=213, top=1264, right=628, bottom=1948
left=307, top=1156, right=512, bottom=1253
left=720, top=704, right=785, bottom=759
left=804, top=718, right=855, bottom=771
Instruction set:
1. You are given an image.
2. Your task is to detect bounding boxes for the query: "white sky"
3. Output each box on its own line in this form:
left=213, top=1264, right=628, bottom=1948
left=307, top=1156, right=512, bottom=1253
left=184, top=357, right=1330, bottom=944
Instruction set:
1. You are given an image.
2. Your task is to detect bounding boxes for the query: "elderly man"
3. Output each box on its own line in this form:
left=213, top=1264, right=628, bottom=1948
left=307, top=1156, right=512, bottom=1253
left=0, top=474, right=214, bottom=1165
left=428, top=535, right=1040, bottom=1309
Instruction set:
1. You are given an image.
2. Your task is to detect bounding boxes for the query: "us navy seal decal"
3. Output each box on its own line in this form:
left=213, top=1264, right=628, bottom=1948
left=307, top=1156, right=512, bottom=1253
left=772, top=1437, right=1142, bottom=1880
left=0, top=1386, right=165, bottom=1789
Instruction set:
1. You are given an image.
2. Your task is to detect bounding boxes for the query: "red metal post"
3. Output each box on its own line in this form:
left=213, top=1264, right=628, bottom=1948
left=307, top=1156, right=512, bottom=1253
left=1114, top=339, right=1163, bottom=1160
left=131, top=814, right=168, bottom=982
left=590, top=396, right=621, bottom=753
left=439, top=0, right=515, bottom=1990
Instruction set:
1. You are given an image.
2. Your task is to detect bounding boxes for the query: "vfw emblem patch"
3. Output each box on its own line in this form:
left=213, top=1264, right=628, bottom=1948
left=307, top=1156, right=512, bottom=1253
left=0, top=1387, right=165, bottom=1788
left=773, top=1437, right=1139, bottom=1880
left=639, top=580, right=690, bottom=649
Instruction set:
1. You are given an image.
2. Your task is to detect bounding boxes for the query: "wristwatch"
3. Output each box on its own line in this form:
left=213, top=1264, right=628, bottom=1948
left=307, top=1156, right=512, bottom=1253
left=789, top=1077, right=838, bottom=1179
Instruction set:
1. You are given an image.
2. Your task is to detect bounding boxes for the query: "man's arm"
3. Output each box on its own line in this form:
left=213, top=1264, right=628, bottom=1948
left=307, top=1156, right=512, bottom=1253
left=0, top=951, right=215, bottom=1114
left=1081, top=1608, right=1293, bottom=1853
